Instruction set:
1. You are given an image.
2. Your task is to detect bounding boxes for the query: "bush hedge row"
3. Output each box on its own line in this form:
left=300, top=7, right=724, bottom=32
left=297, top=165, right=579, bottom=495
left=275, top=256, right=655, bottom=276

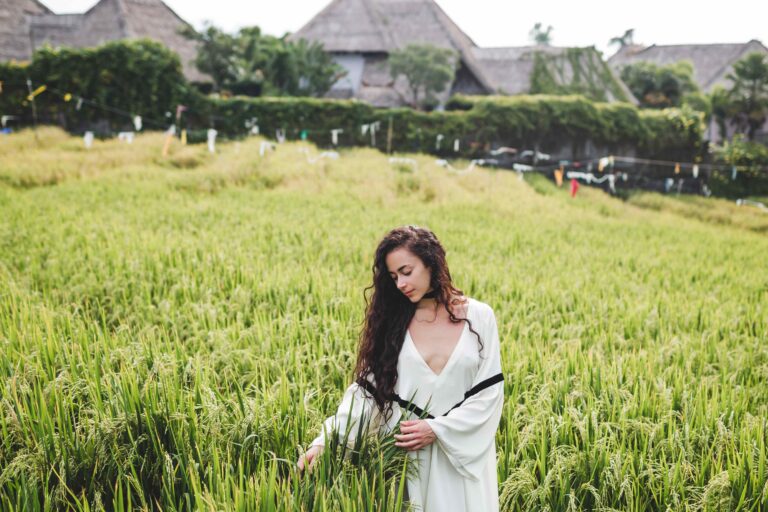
left=0, top=40, right=704, bottom=159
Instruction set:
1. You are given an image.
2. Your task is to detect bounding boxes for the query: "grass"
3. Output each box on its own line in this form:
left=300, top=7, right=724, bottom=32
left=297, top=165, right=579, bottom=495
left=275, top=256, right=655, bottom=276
left=0, top=127, right=767, bottom=511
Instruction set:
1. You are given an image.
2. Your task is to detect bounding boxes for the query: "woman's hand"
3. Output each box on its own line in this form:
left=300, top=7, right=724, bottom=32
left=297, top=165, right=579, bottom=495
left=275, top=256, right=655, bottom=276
left=394, top=420, right=436, bottom=451
left=297, top=444, right=324, bottom=473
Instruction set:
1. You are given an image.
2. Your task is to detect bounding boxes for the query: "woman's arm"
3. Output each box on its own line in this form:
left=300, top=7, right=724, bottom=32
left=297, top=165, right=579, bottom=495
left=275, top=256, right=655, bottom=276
left=424, top=304, right=504, bottom=481
left=310, top=373, right=382, bottom=448
left=299, top=375, right=382, bottom=472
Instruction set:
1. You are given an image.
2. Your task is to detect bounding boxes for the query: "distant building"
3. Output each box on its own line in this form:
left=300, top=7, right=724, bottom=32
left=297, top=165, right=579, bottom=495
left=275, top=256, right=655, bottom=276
left=0, top=0, right=207, bottom=83
left=608, top=40, right=768, bottom=93
left=0, top=0, right=51, bottom=62
left=290, top=0, right=634, bottom=107
left=609, top=40, right=768, bottom=141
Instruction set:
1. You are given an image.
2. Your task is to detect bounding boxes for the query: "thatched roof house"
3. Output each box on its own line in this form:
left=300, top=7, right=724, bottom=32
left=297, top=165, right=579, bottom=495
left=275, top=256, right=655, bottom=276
left=0, top=0, right=51, bottom=62
left=290, top=0, right=633, bottom=107
left=471, top=45, right=635, bottom=103
left=608, top=40, right=768, bottom=93
left=0, top=0, right=206, bottom=82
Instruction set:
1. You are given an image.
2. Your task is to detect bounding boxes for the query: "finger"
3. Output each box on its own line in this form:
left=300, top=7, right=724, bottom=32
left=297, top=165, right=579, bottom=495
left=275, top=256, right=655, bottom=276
left=394, top=433, right=417, bottom=441
left=396, top=438, right=422, bottom=449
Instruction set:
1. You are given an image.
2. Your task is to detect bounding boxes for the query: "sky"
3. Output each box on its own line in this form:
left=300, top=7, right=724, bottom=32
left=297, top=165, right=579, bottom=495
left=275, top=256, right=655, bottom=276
left=43, top=0, right=768, bottom=58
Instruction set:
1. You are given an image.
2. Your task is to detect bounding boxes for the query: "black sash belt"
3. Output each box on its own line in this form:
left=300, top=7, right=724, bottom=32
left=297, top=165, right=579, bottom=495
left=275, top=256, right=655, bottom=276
left=358, top=372, right=504, bottom=420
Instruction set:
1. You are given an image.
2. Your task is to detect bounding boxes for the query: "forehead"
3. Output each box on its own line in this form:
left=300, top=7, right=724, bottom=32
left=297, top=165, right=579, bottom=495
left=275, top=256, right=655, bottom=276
left=385, top=247, right=420, bottom=272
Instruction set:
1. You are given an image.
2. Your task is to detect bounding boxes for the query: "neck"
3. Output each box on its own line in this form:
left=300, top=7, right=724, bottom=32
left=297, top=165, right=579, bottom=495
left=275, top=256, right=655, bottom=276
left=416, top=297, right=437, bottom=310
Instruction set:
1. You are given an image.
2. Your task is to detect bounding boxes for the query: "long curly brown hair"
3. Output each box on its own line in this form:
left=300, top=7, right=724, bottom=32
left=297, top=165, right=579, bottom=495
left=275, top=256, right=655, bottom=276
left=354, top=225, right=482, bottom=421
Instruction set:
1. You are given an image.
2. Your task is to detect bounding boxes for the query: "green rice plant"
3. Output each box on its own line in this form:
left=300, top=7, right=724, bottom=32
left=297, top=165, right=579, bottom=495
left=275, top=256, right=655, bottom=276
left=0, top=128, right=766, bottom=510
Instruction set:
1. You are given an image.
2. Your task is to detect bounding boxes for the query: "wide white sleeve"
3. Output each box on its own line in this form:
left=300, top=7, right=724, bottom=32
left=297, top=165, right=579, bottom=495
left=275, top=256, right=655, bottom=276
left=424, top=305, right=504, bottom=481
left=310, top=374, right=382, bottom=448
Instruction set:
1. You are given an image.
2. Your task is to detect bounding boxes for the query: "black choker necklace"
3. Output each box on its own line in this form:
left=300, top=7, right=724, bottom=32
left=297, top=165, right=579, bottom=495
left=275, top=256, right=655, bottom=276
left=421, top=290, right=437, bottom=299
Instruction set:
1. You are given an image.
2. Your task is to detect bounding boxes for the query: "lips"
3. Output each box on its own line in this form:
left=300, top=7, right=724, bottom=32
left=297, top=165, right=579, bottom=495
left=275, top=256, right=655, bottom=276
left=404, top=290, right=414, bottom=296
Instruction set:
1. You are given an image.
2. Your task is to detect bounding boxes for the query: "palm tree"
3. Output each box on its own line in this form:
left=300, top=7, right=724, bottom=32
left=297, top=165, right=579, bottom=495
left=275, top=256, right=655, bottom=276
left=609, top=29, right=635, bottom=50
left=529, top=23, right=553, bottom=46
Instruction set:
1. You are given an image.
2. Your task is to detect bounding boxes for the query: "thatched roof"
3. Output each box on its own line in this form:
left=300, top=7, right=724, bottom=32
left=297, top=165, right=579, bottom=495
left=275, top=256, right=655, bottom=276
left=608, top=40, right=768, bottom=92
left=290, top=0, right=496, bottom=93
left=0, top=0, right=51, bottom=62
left=24, top=0, right=207, bottom=82
left=472, top=45, right=637, bottom=103
left=293, top=0, right=634, bottom=106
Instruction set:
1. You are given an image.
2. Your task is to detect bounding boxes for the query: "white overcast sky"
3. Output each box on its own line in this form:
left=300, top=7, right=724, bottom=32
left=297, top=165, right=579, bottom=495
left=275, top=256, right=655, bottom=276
left=43, top=0, right=768, bottom=58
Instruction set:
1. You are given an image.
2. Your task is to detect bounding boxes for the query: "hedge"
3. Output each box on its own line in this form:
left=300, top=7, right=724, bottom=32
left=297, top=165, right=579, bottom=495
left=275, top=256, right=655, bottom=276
left=0, top=40, right=704, bottom=159
left=0, top=39, right=189, bottom=133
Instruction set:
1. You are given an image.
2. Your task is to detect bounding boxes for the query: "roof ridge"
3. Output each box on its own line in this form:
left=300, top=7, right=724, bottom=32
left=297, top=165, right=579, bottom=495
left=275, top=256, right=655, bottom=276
left=425, top=0, right=495, bottom=92
left=291, top=0, right=344, bottom=40
left=703, top=42, right=757, bottom=90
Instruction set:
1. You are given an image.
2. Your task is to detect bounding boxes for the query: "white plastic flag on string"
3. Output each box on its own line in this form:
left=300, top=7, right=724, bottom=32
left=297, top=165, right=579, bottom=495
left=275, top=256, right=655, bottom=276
left=245, top=117, right=259, bottom=135
left=207, top=129, right=217, bottom=153
left=260, top=141, right=275, bottom=156
left=76, top=97, right=84, bottom=111
left=133, top=116, right=142, bottom=131
left=276, top=129, right=286, bottom=143
left=370, top=121, right=380, bottom=146
left=454, top=138, right=460, bottom=152
left=692, top=164, right=699, bottom=178
left=331, top=128, right=343, bottom=146
left=166, top=124, right=176, bottom=136
left=435, top=134, right=444, bottom=150
left=117, top=131, right=135, bottom=144
left=83, top=131, right=94, bottom=149
left=1, top=115, right=18, bottom=128
left=361, top=124, right=369, bottom=136
left=732, top=166, right=738, bottom=181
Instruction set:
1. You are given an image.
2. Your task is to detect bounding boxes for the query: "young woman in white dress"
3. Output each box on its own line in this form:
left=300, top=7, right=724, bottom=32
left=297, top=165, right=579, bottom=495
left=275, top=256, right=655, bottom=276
left=297, top=225, right=505, bottom=511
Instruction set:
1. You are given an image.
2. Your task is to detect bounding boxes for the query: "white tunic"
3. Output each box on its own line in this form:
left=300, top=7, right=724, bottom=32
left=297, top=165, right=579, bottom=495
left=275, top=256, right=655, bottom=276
left=311, top=298, right=504, bottom=512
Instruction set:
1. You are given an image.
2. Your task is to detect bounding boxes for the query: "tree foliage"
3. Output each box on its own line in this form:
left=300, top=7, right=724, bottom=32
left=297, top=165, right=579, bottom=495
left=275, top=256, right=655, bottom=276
left=388, top=44, right=457, bottom=110
left=529, top=23, right=553, bottom=46
left=609, top=29, right=635, bottom=50
left=725, top=52, right=768, bottom=140
left=620, top=61, right=699, bottom=109
left=181, top=23, right=342, bottom=97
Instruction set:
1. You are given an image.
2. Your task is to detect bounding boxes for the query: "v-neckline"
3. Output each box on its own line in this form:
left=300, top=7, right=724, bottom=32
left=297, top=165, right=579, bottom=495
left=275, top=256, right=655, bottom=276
left=406, top=299, right=471, bottom=378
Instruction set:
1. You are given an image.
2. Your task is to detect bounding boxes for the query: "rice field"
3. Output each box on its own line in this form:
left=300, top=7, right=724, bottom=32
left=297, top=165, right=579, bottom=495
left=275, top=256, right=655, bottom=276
left=1, top=127, right=767, bottom=511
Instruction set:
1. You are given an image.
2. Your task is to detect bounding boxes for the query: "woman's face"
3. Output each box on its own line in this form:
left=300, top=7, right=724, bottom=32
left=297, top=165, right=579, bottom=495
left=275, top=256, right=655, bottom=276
left=385, top=247, right=432, bottom=302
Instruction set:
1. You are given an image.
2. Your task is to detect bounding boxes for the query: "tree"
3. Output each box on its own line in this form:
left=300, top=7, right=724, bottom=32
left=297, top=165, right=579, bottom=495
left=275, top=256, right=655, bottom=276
left=182, top=24, right=342, bottom=97
left=179, top=23, right=238, bottom=91
left=620, top=61, right=699, bottom=108
left=284, top=38, right=345, bottom=97
left=708, top=85, right=732, bottom=140
left=726, top=52, right=768, bottom=140
left=609, top=29, right=634, bottom=50
left=389, top=44, right=457, bottom=110
left=529, top=23, right=553, bottom=46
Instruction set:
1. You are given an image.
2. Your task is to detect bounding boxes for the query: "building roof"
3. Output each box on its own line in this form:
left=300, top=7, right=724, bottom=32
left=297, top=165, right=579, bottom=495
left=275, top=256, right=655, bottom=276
left=473, top=45, right=637, bottom=103
left=21, top=0, right=207, bottom=82
left=290, top=0, right=496, bottom=93
left=608, top=40, right=768, bottom=92
left=293, top=0, right=635, bottom=106
left=0, top=0, right=52, bottom=62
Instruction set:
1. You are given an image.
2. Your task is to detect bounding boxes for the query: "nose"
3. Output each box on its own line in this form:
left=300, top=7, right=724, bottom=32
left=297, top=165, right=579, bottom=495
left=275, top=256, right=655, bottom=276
left=397, top=276, right=407, bottom=290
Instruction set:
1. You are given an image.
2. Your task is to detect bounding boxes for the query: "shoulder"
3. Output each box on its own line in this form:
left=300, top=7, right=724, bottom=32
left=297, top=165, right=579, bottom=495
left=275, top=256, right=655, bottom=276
left=467, top=297, right=495, bottom=321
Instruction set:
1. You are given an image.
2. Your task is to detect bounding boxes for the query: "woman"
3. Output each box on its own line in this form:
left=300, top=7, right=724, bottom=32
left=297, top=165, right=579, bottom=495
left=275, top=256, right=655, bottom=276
left=297, top=225, right=504, bottom=511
